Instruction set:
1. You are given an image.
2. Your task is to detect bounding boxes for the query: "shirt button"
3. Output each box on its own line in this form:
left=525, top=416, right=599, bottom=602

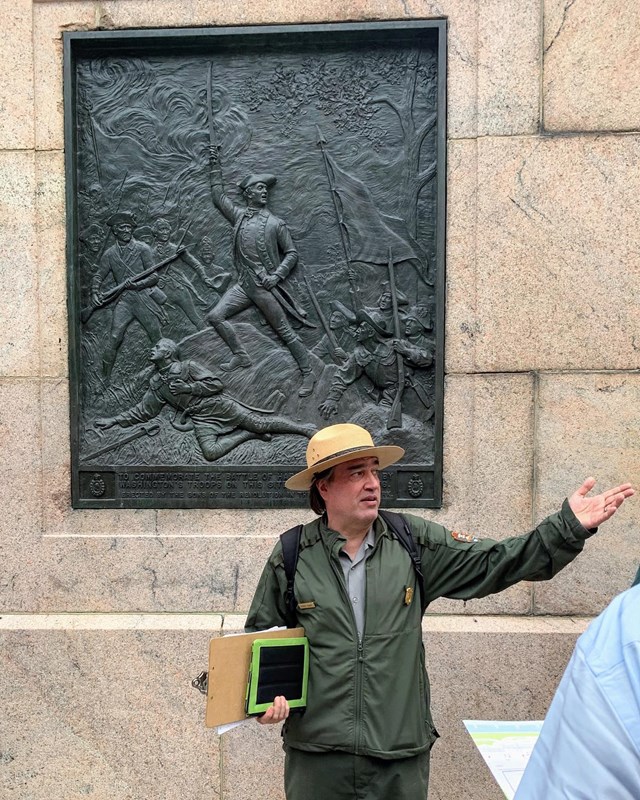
left=352, top=597, right=358, bottom=603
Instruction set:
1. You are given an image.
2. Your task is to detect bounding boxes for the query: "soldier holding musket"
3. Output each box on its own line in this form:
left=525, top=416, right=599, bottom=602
left=92, top=211, right=167, bottom=381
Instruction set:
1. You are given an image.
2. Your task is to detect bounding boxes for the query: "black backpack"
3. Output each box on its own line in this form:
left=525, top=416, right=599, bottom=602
left=280, top=510, right=426, bottom=627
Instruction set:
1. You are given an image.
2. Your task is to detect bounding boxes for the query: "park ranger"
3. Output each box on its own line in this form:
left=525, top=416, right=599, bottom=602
left=246, top=423, right=634, bottom=800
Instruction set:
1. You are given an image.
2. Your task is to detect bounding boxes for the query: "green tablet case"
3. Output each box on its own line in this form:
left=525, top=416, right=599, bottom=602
left=245, top=637, right=309, bottom=716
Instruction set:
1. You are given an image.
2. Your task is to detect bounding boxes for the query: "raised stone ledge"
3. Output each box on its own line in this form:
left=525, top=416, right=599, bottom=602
left=223, top=613, right=591, bottom=634
left=0, top=613, right=224, bottom=630
left=0, top=612, right=592, bottom=634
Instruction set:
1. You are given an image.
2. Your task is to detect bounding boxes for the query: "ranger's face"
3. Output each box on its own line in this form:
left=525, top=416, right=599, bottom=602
left=317, top=456, right=381, bottom=533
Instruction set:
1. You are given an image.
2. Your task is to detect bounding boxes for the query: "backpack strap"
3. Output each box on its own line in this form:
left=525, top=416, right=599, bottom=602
left=379, top=510, right=427, bottom=615
left=280, top=524, right=304, bottom=627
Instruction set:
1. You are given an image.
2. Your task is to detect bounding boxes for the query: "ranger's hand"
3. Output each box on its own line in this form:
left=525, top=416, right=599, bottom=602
left=262, top=274, right=279, bottom=291
left=568, top=477, right=634, bottom=529
left=257, top=695, right=289, bottom=725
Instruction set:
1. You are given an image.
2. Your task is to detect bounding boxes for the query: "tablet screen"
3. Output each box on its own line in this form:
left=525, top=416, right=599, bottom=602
left=246, top=637, right=309, bottom=715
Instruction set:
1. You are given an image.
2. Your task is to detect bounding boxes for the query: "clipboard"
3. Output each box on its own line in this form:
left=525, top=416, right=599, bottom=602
left=245, top=637, right=309, bottom=716
left=205, top=627, right=305, bottom=728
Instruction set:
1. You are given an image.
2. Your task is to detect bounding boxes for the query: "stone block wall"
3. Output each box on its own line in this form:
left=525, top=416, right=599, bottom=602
left=1, top=2, right=638, bottom=798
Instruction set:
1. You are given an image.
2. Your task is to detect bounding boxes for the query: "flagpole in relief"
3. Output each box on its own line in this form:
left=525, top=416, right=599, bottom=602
left=387, top=248, right=405, bottom=430
left=87, top=113, right=103, bottom=186
left=302, top=271, right=347, bottom=365
left=316, top=126, right=361, bottom=309
left=207, top=63, right=219, bottom=152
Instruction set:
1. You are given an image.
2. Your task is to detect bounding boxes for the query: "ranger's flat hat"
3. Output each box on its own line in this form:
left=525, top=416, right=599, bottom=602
left=239, top=173, right=277, bottom=190
left=285, top=423, right=404, bottom=491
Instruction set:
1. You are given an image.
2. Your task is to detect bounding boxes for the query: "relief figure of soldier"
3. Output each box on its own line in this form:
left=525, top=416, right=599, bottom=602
left=91, top=211, right=166, bottom=381
left=95, top=338, right=315, bottom=460
left=206, top=149, right=316, bottom=397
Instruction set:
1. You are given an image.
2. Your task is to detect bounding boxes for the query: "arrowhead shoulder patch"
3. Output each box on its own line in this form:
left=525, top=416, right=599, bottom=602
left=451, top=530, right=479, bottom=544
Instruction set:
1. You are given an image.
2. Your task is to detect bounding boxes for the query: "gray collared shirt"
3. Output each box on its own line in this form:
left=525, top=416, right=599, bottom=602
left=338, top=527, right=375, bottom=640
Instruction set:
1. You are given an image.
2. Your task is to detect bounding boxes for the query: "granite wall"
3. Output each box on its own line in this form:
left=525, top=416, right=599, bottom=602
left=1, top=2, right=638, bottom=799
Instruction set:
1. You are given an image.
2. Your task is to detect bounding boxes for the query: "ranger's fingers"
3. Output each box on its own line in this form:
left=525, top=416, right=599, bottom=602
left=272, top=695, right=290, bottom=720
left=603, top=484, right=634, bottom=502
left=256, top=696, right=289, bottom=725
left=603, top=490, right=634, bottom=512
left=576, top=477, right=596, bottom=497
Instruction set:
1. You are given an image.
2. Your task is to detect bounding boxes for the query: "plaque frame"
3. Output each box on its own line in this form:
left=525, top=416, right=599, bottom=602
left=64, top=20, right=447, bottom=509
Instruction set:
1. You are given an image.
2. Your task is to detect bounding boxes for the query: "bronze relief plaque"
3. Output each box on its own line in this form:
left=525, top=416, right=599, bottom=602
left=64, top=21, right=446, bottom=508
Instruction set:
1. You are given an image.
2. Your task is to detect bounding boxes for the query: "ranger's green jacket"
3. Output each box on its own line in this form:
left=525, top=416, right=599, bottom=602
left=245, top=501, right=593, bottom=760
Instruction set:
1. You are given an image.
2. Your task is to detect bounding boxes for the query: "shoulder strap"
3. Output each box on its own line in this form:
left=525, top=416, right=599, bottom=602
left=280, top=525, right=303, bottom=627
left=379, top=510, right=427, bottom=615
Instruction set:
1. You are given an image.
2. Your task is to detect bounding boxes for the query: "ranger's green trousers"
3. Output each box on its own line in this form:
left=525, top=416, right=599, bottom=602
left=284, top=747, right=430, bottom=800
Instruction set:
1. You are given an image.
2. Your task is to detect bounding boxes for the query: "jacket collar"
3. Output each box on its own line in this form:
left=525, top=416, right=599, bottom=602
left=319, top=514, right=391, bottom=553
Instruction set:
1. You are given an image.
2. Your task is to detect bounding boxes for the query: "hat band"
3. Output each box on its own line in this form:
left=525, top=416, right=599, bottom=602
left=311, top=444, right=375, bottom=471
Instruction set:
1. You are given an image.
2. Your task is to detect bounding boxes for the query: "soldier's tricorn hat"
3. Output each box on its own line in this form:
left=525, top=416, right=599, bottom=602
left=403, top=305, right=432, bottom=331
left=329, top=300, right=357, bottom=324
left=238, top=174, right=277, bottom=191
left=379, top=281, right=409, bottom=306
left=355, top=308, right=393, bottom=338
left=79, top=223, right=104, bottom=242
left=106, top=211, right=137, bottom=228
left=285, top=423, right=404, bottom=491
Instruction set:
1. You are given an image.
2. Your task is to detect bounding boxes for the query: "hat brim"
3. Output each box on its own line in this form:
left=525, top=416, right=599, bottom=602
left=239, top=174, right=277, bottom=190
left=355, top=309, right=392, bottom=338
left=285, top=444, right=405, bottom=491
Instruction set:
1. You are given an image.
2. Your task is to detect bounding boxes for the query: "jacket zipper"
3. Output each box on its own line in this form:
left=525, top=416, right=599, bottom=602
left=329, top=550, right=362, bottom=753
